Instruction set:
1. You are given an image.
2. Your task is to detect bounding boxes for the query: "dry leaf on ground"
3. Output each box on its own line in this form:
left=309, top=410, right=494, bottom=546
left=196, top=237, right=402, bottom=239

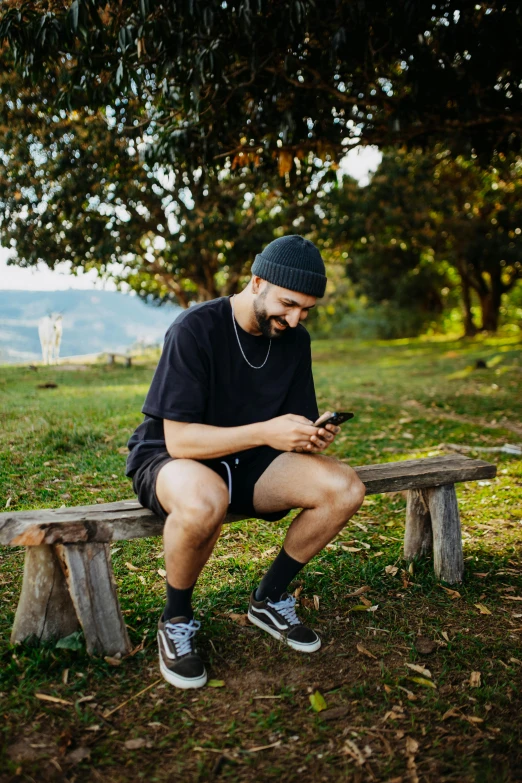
left=157, top=568, right=167, bottom=578
left=439, top=586, right=461, bottom=599
left=385, top=565, right=399, bottom=576
left=406, top=663, right=432, bottom=678
left=124, top=738, right=148, bottom=750
left=125, top=562, right=139, bottom=572
left=469, top=671, right=481, bottom=687
left=346, top=586, right=370, bottom=597
left=313, top=595, right=320, bottom=611
left=227, top=613, right=249, bottom=626
left=475, top=603, right=492, bottom=615
left=357, top=642, right=377, bottom=660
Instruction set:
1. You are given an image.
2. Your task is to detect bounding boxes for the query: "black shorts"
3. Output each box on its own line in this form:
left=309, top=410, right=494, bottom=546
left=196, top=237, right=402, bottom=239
left=131, top=446, right=292, bottom=523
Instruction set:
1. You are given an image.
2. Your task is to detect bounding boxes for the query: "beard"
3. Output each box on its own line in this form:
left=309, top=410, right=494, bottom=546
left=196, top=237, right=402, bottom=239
left=253, top=295, right=288, bottom=338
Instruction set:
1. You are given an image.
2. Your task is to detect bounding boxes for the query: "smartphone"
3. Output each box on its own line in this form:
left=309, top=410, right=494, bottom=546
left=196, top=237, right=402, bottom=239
left=315, top=411, right=354, bottom=428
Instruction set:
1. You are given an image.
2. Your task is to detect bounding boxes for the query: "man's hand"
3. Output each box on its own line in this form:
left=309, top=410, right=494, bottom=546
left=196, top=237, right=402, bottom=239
left=261, top=414, right=323, bottom=453
left=302, top=411, right=341, bottom=453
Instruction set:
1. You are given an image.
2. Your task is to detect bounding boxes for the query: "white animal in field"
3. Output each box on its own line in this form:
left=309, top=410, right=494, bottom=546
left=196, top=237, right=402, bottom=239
left=38, top=314, right=63, bottom=365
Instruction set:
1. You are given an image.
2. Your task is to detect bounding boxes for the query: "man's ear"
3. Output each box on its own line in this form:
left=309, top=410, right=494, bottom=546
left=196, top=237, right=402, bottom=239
left=251, top=275, right=263, bottom=294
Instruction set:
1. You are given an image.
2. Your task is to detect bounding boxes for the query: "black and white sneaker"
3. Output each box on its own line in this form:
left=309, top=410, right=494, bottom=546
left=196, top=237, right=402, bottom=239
left=248, top=591, right=321, bottom=653
left=157, top=616, right=208, bottom=689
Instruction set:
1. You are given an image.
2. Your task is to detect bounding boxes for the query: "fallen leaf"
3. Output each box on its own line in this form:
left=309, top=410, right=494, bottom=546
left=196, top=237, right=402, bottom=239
left=228, top=613, right=249, bottom=626
left=309, top=690, right=328, bottom=712
left=342, top=739, right=367, bottom=765
left=503, top=596, right=522, bottom=601
left=466, top=716, right=484, bottom=724
left=124, top=738, right=147, bottom=750
left=474, top=603, right=492, bottom=615
left=117, top=446, right=128, bottom=455
left=439, top=586, right=461, bottom=599
left=441, top=631, right=450, bottom=643
left=509, top=657, right=522, bottom=665
left=293, top=585, right=303, bottom=599
left=207, top=679, right=225, bottom=688
left=408, top=676, right=436, bottom=689
left=384, top=565, right=399, bottom=576
left=469, top=671, right=481, bottom=687
left=415, top=636, right=436, bottom=655
left=157, top=568, right=167, bottom=578
left=406, top=663, right=432, bottom=678
left=405, top=736, right=419, bottom=754
left=35, top=693, right=73, bottom=705
left=65, top=747, right=91, bottom=764
left=104, top=656, right=122, bottom=666
left=383, top=684, right=393, bottom=694
left=357, top=643, right=377, bottom=660
left=313, top=595, right=320, bottom=611
left=346, top=586, right=370, bottom=597
left=343, top=546, right=363, bottom=553
left=138, top=575, right=146, bottom=585
left=442, top=707, right=461, bottom=720
left=76, top=695, right=95, bottom=704
left=125, top=562, right=139, bottom=572
left=367, top=605, right=379, bottom=613
left=320, top=706, right=349, bottom=721
left=349, top=604, right=373, bottom=612
left=408, top=562, right=414, bottom=575
left=360, top=596, right=372, bottom=607
left=398, top=686, right=417, bottom=701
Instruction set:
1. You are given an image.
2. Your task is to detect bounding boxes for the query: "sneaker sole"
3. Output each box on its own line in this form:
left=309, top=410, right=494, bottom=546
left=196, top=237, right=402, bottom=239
left=247, top=610, right=321, bottom=653
left=158, top=651, right=208, bottom=689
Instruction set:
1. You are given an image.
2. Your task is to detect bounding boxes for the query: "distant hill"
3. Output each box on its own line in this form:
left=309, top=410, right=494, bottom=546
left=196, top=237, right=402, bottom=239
left=0, top=290, right=182, bottom=363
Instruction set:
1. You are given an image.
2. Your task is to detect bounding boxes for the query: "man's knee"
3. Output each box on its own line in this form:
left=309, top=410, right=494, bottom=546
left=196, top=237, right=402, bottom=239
left=320, top=465, right=366, bottom=516
left=164, top=480, right=229, bottom=542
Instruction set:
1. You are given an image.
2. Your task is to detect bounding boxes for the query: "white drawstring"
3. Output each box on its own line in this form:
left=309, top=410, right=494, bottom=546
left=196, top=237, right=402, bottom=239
left=220, top=460, right=233, bottom=503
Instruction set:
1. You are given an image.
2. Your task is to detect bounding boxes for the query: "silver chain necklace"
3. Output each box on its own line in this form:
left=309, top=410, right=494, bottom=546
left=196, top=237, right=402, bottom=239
left=230, top=295, right=271, bottom=370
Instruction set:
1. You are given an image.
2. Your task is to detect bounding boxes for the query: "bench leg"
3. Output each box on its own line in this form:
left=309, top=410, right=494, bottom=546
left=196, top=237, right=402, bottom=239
left=404, top=489, right=433, bottom=558
left=11, top=545, right=79, bottom=645
left=426, top=483, right=464, bottom=584
left=56, top=542, right=132, bottom=657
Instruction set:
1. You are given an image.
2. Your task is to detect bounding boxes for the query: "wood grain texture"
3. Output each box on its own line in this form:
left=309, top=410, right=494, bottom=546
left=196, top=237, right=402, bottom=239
left=11, top=545, right=79, bottom=645
left=55, top=543, right=132, bottom=656
left=404, top=488, right=433, bottom=558
left=427, top=484, right=464, bottom=584
left=0, top=456, right=495, bottom=546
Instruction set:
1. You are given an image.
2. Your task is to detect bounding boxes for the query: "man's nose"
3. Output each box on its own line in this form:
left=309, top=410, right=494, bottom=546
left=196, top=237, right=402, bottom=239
left=286, top=312, right=301, bottom=328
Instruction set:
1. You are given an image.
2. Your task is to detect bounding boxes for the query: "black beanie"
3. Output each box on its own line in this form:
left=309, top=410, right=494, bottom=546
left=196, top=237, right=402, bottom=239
left=251, top=235, right=327, bottom=298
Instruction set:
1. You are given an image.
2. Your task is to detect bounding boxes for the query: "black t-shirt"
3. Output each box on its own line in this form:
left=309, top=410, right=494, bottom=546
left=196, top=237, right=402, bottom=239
left=125, top=295, right=319, bottom=476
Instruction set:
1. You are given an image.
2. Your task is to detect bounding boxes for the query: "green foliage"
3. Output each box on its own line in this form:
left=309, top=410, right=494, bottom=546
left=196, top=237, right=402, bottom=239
left=1, top=1, right=522, bottom=168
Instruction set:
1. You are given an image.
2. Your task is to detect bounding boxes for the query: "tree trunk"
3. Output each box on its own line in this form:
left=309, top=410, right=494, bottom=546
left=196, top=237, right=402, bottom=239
left=478, top=285, right=502, bottom=332
left=460, top=271, right=478, bottom=336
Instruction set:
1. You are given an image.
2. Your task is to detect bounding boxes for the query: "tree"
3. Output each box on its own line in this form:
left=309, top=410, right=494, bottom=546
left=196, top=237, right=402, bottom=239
left=1, top=0, right=522, bottom=178
left=0, top=68, right=330, bottom=303
left=324, top=148, right=522, bottom=334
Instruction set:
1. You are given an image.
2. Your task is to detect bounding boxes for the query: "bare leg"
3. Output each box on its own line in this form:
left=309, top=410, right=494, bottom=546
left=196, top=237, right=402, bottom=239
left=253, top=453, right=366, bottom=563
left=156, top=459, right=229, bottom=589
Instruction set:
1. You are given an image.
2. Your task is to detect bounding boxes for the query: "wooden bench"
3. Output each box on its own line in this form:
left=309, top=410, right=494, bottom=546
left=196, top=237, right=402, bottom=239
left=0, top=454, right=496, bottom=657
left=106, top=352, right=133, bottom=368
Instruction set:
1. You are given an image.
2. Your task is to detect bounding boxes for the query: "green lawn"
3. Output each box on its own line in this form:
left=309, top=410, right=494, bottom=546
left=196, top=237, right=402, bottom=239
left=1, top=333, right=521, bottom=782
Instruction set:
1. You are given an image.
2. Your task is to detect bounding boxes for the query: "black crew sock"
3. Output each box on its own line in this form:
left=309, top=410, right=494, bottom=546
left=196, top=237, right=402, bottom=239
left=255, top=546, right=306, bottom=603
left=163, top=581, right=195, bottom=622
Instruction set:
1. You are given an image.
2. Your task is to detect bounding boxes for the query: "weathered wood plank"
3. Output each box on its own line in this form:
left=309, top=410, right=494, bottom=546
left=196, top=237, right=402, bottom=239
left=404, top=489, right=433, bottom=559
left=0, top=455, right=496, bottom=546
left=11, top=545, right=79, bottom=645
left=55, top=543, right=132, bottom=656
left=427, top=484, right=464, bottom=584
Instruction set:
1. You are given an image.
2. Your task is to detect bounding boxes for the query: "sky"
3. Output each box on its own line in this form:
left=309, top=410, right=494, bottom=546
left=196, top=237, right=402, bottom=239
left=0, top=146, right=382, bottom=292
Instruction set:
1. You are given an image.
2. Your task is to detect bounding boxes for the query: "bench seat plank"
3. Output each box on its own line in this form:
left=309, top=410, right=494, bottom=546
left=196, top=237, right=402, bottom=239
left=0, top=455, right=496, bottom=547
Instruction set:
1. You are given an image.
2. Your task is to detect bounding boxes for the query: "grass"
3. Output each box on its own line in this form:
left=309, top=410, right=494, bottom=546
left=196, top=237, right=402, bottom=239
left=1, top=332, right=522, bottom=782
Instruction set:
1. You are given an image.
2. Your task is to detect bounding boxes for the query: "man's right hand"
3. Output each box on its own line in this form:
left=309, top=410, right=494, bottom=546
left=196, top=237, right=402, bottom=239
left=261, top=414, right=322, bottom=453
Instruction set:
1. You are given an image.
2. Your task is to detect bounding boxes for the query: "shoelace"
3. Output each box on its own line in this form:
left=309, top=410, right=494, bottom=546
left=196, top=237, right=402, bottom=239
left=268, top=594, right=300, bottom=626
left=164, top=618, right=201, bottom=656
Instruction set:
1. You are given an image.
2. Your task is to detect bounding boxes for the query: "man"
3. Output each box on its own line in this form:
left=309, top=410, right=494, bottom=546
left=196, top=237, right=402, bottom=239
left=126, top=234, right=366, bottom=690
